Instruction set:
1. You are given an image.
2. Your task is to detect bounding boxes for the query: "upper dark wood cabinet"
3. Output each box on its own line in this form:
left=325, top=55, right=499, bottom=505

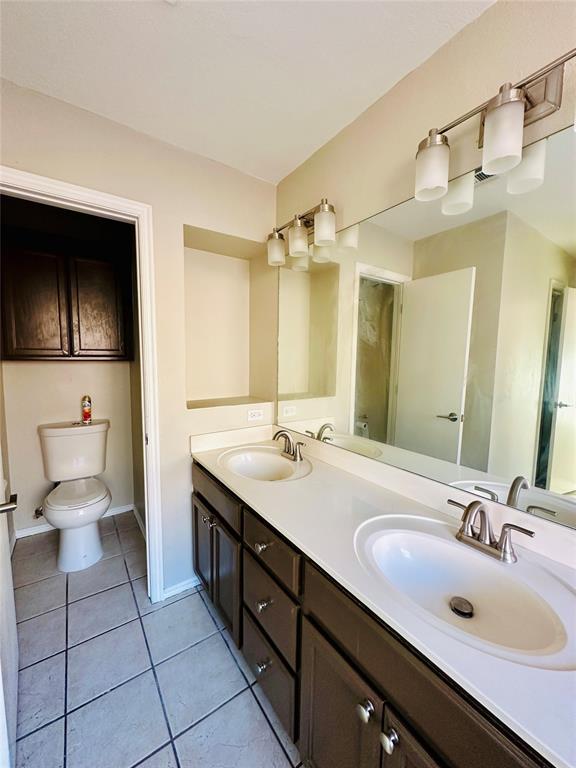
left=1, top=195, right=135, bottom=361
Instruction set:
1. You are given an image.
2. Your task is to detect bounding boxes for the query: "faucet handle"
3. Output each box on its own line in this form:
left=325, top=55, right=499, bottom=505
left=447, top=499, right=467, bottom=511
left=497, top=523, right=535, bottom=563
left=474, top=485, right=499, bottom=502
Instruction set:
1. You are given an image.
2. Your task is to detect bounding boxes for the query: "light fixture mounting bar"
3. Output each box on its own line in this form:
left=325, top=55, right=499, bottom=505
left=275, top=200, right=326, bottom=235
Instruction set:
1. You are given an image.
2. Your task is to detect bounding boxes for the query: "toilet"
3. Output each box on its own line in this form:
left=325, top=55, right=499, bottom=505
left=38, top=419, right=111, bottom=572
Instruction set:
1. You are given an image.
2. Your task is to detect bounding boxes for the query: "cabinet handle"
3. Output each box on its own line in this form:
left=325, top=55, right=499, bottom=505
left=256, top=598, right=274, bottom=614
left=355, top=699, right=375, bottom=724
left=208, top=519, right=217, bottom=528
left=201, top=514, right=209, bottom=525
left=255, top=658, right=272, bottom=675
left=255, top=541, right=272, bottom=555
left=201, top=514, right=217, bottom=529
left=380, top=728, right=399, bottom=755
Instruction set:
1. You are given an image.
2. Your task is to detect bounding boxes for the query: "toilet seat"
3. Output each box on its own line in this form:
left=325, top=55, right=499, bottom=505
left=46, top=478, right=108, bottom=510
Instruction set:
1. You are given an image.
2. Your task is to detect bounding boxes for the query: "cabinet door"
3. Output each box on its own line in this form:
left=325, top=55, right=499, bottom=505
left=192, top=495, right=212, bottom=595
left=212, top=518, right=242, bottom=645
left=1, top=246, right=70, bottom=358
left=69, top=255, right=129, bottom=358
left=300, top=618, right=384, bottom=768
left=381, top=708, right=442, bottom=768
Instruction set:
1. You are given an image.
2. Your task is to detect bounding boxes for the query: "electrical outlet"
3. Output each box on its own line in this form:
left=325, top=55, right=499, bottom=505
left=247, top=408, right=264, bottom=422
left=283, top=405, right=297, bottom=417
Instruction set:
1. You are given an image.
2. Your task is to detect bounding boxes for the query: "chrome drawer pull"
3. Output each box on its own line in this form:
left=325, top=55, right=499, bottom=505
left=255, top=541, right=272, bottom=555
left=256, top=598, right=274, bottom=614
left=208, top=519, right=217, bottom=529
left=201, top=514, right=209, bottom=525
left=355, top=699, right=375, bottom=724
left=255, top=658, right=271, bottom=675
left=380, top=728, right=399, bottom=755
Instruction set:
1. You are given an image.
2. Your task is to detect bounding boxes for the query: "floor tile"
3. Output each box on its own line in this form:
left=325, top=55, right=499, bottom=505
left=68, top=583, right=137, bottom=646
left=135, top=744, right=178, bottom=768
left=222, top=628, right=256, bottom=685
left=142, top=593, right=216, bottom=663
left=198, top=588, right=225, bottom=630
left=12, top=549, right=60, bottom=589
left=18, top=607, right=66, bottom=669
left=156, top=633, right=246, bottom=735
left=13, top=529, right=59, bottom=561
left=125, top=546, right=147, bottom=579
left=253, top=684, right=301, bottom=766
left=67, top=554, right=128, bottom=602
left=15, top=717, right=65, bottom=768
left=132, top=577, right=198, bottom=616
left=15, top=574, right=66, bottom=623
left=67, top=619, right=151, bottom=710
left=118, top=526, right=145, bottom=553
left=114, top=510, right=138, bottom=531
left=66, top=671, right=169, bottom=768
left=17, top=653, right=65, bottom=739
left=98, top=515, right=116, bottom=535
left=175, top=689, right=290, bottom=768
left=101, top=531, right=122, bottom=559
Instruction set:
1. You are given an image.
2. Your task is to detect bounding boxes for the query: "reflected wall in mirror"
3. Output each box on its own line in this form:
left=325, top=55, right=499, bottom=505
left=277, top=127, right=576, bottom=529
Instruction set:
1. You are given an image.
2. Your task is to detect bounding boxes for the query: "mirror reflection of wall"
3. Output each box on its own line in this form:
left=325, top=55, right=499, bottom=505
left=277, top=127, right=576, bottom=528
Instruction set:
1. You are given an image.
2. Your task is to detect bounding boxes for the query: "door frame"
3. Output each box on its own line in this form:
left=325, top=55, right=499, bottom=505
left=0, top=165, right=164, bottom=603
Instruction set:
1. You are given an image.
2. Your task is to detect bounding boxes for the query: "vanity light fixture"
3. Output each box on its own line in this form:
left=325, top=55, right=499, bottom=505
left=292, top=252, right=309, bottom=271
left=337, top=223, right=359, bottom=251
left=310, top=243, right=330, bottom=263
left=267, top=229, right=286, bottom=266
left=506, top=138, right=547, bottom=195
left=441, top=171, right=475, bottom=216
left=288, top=215, right=309, bottom=257
left=414, top=48, right=576, bottom=201
left=314, top=199, right=336, bottom=246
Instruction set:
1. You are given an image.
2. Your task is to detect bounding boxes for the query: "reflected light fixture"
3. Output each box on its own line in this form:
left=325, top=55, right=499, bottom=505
left=482, top=83, right=526, bottom=175
left=506, top=138, right=547, bottom=195
left=337, top=224, right=359, bottom=251
left=314, top=199, right=336, bottom=246
left=310, top=243, right=330, bottom=263
left=415, top=129, right=450, bottom=201
left=292, top=253, right=309, bottom=271
left=288, top=215, right=309, bottom=258
left=441, top=171, right=475, bottom=216
left=267, top=229, right=285, bottom=266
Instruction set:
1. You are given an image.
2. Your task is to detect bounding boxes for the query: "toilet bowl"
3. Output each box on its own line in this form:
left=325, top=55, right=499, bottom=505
left=38, top=419, right=111, bottom=572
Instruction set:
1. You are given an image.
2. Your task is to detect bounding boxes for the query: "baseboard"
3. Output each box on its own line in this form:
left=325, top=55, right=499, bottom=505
left=161, top=575, right=201, bottom=601
left=15, top=503, right=136, bottom=539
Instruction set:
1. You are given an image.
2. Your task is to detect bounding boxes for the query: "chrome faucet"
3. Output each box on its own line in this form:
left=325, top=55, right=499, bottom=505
left=317, top=423, right=335, bottom=442
left=273, top=430, right=305, bottom=462
left=506, top=476, right=530, bottom=507
left=448, top=499, right=534, bottom=563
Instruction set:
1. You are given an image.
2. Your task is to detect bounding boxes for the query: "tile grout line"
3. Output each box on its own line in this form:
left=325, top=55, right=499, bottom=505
left=63, top=572, right=69, bottom=768
left=249, top=684, right=299, bottom=767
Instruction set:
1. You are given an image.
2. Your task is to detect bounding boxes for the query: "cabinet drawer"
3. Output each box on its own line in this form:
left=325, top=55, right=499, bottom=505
left=244, top=509, right=301, bottom=595
left=192, top=463, right=241, bottom=534
left=242, top=609, right=296, bottom=740
left=243, top=550, right=298, bottom=669
left=304, top=563, right=543, bottom=768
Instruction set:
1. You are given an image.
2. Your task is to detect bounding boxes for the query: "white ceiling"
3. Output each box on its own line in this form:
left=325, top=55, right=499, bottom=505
left=0, top=0, right=493, bottom=183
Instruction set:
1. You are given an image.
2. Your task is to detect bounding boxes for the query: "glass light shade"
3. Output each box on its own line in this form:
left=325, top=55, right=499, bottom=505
left=337, top=224, right=359, bottom=250
left=506, top=139, right=547, bottom=195
left=314, top=208, right=336, bottom=246
left=310, top=244, right=330, bottom=263
left=292, top=253, right=309, bottom=271
left=267, top=234, right=285, bottom=266
left=441, top=171, right=475, bottom=216
left=288, top=221, right=308, bottom=257
left=482, top=99, right=525, bottom=175
left=415, top=142, right=450, bottom=201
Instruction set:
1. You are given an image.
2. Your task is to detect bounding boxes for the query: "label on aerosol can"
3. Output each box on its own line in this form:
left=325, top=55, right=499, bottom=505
left=81, top=395, right=92, bottom=425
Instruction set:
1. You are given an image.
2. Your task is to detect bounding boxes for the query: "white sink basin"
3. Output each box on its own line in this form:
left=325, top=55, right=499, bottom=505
left=326, top=435, right=382, bottom=459
left=355, top=515, right=575, bottom=669
left=218, top=445, right=312, bottom=482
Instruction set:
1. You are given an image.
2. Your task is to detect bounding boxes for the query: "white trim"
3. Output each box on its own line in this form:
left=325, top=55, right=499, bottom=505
left=0, top=166, right=163, bottom=602
left=161, top=575, right=201, bottom=601
left=14, top=505, right=136, bottom=539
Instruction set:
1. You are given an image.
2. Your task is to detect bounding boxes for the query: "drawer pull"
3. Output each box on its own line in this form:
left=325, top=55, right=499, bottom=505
left=201, top=514, right=209, bottom=525
left=380, top=728, right=399, bottom=755
left=256, top=598, right=274, bottom=614
left=255, top=658, right=272, bottom=675
left=355, top=699, right=375, bottom=724
left=255, top=541, right=272, bottom=555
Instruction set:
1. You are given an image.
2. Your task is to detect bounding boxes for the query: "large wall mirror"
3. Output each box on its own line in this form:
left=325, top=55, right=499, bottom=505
left=277, top=126, right=576, bottom=529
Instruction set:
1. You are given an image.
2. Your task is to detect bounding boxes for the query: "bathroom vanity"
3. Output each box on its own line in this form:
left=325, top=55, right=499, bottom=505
left=191, top=446, right=576, bottom=768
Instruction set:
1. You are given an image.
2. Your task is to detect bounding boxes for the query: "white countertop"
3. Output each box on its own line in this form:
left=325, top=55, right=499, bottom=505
left=192, top=441, right=576, bottom=768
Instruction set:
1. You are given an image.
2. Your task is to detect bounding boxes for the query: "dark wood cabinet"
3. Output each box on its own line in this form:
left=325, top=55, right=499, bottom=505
left=192, top=494, right=213, bottom=594
left=382, top=708, right=442, bottom=768
left=300, top=617, right=384, bottom=768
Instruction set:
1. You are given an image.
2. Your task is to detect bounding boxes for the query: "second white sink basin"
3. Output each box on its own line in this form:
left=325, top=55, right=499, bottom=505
left=218, top=445, right=312, bottom=482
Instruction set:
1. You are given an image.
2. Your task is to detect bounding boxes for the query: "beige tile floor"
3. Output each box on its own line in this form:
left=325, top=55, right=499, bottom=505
left=13, top=511, right=302, bottom=768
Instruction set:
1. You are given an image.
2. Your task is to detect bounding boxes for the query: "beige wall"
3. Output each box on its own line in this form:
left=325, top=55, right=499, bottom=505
left=1, top=78, right=275, bottom=589
left=278, top=269, right=311, bottom=395
left=277, top=2, right=576, bottom=232
left=2, top=362, right=134, bottom=532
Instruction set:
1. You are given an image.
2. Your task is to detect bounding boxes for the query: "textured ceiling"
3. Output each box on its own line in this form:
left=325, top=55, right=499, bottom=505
left=0, top=0, right=494, bottom=182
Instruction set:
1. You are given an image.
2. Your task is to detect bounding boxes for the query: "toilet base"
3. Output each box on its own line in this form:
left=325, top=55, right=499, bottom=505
left=58, top=522, right=103, bottom=572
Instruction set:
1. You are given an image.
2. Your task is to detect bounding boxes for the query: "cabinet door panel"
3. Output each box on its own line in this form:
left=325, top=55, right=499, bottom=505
left=69, top=256, right=125, bottom=357
left=382, top=708, right=442, bottom=768
left=192, top=495, right=212, bottom=595
left=300, top=618, right=383, bottom=768
left=2, top=247, right=69, bottom=358
left=212, top=519, right=241, bottom=645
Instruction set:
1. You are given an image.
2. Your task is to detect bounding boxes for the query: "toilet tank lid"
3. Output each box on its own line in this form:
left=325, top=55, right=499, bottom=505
left=38, top=419, right=110, bottom=437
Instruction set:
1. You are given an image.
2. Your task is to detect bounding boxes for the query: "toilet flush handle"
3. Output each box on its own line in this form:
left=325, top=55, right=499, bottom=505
left=0, top=493, right=18, bottom=515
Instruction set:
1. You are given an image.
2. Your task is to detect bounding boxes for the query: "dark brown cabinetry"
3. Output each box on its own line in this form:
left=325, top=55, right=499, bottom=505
left=382, top=709, right=443, bottom=768
left=1, top=195, right=134, bottom=361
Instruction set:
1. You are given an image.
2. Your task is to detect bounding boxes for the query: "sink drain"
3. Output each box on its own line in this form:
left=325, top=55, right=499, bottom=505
left=450, top=596, right=474, bottom=619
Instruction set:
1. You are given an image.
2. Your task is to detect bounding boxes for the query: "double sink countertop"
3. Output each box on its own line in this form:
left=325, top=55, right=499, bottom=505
left=192, top=441, right=576, bottom=768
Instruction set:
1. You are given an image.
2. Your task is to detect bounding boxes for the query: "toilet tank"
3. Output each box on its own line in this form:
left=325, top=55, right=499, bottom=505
left=38, top=420, right=110, bottom=482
